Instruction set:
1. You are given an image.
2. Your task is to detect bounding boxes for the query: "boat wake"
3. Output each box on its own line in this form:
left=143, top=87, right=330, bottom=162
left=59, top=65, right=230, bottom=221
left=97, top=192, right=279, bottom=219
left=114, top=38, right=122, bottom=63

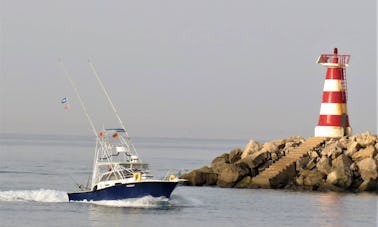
left=85, top=196, right=170, bottom=208
left=169, top=194, right=204, bottom=208
left=0, top=189, right=68, bottom=202
left=0, top=189, right=171, bottom=208
left=0, top=189, right=191, bottom=209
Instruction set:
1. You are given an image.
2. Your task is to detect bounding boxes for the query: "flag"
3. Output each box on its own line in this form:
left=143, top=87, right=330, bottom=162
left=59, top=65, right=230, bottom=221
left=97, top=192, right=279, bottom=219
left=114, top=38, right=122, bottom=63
left=61, top=97, right=70, bottom=110
left=61, top=97, right=68, bottom=104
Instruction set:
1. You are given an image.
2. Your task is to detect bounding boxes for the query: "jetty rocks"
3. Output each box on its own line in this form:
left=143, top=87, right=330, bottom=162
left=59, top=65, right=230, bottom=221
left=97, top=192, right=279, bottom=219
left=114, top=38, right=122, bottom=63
left=180, top=132, right=378, bottom=192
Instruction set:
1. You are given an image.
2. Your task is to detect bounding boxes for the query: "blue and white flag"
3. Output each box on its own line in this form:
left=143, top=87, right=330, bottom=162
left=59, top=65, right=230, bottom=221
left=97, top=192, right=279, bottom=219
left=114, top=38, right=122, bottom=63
left=61, top=97, right=68, bottom=104
left=61, top=97, right=70, bottom=110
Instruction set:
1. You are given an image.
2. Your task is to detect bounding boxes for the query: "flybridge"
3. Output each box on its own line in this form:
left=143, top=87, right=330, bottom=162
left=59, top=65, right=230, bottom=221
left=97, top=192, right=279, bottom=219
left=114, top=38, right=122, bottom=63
left=104, top=128, right=126, bottom=132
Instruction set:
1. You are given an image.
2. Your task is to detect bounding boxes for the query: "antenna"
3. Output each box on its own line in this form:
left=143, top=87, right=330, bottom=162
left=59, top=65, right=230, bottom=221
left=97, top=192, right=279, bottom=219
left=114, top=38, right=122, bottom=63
left=59, top=59, right=99, bottom=138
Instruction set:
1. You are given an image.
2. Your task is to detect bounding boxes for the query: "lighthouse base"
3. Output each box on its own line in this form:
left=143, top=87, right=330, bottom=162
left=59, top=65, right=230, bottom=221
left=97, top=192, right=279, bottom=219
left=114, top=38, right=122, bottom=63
left=315, top=126, right=352, bottom=137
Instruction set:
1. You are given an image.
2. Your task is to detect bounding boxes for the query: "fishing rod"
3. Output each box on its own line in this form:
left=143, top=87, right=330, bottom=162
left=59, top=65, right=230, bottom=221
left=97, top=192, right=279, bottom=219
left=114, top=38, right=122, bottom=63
left=88, top=60, right=140, bottom=158
left=69, top=175, right=89, bottom=191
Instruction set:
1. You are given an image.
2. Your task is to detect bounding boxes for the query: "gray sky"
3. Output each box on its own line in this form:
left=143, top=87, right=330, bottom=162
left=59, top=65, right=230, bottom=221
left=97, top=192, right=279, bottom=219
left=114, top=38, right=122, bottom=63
left=0, top=1, right=377, bottom=140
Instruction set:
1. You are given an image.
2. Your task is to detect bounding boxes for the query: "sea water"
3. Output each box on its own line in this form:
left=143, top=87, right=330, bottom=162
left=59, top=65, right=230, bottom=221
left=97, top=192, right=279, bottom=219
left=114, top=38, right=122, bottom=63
left=0, top=133, right=377, bottom=227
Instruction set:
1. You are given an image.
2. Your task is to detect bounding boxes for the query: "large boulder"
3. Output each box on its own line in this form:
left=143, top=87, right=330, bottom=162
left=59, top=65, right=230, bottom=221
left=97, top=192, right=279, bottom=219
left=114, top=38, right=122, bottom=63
left=337, top=136, right=349, bottom=150
left=180, top=166, right=218, bottom=186
left=283, top=137, right=304, bottom=149
left=306, top=157, right=317, bottom=170
left=352, top=145, right=377, bottom=162
left=356, top=158, right=378, bottom=181
left=262, top=138, right=290, bottom=153
left=241, top=140, right=261, bottom=159
left=276, top=136, right=304, bottom=157
left=211, top=153, right=230, bottom=174
left=217, top=164, right=249, bottom=187
left=296, top=170, right=325, bottom=188
left=358, top=179, right=378, bottom=192
left=345, top=141, right=361, bottom=157
left=321, top=141, right=343, bottom=159
left=234, top=176, right=253, bottom=188
left=271, top=152, right=278, bottom=161
left=235, top=161, right=252, bottom=175
left=309, top=151, right=319, bottom=159
left=316, top=156, right=332, bottom=175
left=229, top=148, right=243, bottom=164
left=326, top=154, right=352, bottom=188
left=258, top=160, right=273, bottom=173
left=238, top=149, right=270, bottom=169
left=354, top=132, right=377, bottom=147
left=296, top=156, right=310, bottom=171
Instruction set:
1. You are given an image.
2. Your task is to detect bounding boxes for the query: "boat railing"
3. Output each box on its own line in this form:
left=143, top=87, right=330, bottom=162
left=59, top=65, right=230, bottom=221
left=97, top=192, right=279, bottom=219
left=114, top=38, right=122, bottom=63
left=162, top=169, right=188, bottom=180
left=96, top=162, right=149, bottom=169
left=96, top=162, right=150, bottom=182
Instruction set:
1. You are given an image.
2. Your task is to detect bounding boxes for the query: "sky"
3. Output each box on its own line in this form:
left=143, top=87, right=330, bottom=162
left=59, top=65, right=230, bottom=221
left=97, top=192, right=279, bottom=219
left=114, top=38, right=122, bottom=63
left=0, top=1, right=377, bottom=141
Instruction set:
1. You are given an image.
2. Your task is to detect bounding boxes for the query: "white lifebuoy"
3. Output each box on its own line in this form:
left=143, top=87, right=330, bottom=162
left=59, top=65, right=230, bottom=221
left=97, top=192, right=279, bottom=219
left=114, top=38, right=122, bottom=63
left=133, top=172, right=141, bottom=182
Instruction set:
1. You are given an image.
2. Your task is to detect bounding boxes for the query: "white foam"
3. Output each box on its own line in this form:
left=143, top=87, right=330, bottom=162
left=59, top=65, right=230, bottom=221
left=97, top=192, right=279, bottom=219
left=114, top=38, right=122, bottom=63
left=0, top=189, right=180, bottom=208
left=169, top=194, right=203, bottom=207
left=0, top=189, right=68, bottom=202
left=87, top=196, right=170, bottom=208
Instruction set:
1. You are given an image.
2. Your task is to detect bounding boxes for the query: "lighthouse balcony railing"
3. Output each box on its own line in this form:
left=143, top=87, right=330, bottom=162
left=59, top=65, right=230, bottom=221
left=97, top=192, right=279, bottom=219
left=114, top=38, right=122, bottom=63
left=316, top=54, right=350, bottom=67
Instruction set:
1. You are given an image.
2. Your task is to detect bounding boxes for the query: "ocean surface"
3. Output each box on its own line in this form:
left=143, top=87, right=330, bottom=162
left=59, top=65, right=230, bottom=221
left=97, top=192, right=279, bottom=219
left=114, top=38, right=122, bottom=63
left=0, top=133, right=377, bottom=227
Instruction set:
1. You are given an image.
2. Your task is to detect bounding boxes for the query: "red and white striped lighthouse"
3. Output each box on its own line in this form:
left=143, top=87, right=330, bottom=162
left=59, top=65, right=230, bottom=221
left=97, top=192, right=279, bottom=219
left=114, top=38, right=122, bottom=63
left=314, top=48, right=352, bottom=137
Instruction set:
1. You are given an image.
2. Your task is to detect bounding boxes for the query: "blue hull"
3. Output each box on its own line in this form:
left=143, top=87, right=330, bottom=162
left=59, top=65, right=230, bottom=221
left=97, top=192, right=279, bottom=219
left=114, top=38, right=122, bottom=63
left=68, top=181, right=179, bottom=201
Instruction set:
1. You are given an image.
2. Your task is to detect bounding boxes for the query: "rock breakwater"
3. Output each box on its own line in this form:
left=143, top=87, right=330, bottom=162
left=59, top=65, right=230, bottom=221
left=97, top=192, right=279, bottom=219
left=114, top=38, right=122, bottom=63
left=180, top=132, right=378, bottom=192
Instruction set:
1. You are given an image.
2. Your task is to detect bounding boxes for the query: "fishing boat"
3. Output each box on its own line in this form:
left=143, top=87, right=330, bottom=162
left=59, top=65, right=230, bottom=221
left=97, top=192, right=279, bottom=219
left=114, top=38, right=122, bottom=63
left=62, top=61, right=184, bottom=201
left=67, top=128, right=182, bottom=201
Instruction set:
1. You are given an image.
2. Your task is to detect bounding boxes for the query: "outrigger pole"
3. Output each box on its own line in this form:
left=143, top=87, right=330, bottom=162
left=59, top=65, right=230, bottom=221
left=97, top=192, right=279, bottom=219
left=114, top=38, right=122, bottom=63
left=88, top=60, right=140, bottom=158
left=88, top=61, right=127, bottom=133
left=59, top=59, right=99, bottom=138
left=60, top=59, right=103, bottom=190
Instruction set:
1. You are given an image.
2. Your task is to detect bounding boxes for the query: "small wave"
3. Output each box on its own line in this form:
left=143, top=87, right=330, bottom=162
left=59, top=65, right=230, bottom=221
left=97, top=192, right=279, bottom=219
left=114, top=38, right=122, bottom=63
left=0, top=170, right=35, bottom=174
left=82, top=196, right=170, bottom=208
left=0, top=189, right=68, bottom=202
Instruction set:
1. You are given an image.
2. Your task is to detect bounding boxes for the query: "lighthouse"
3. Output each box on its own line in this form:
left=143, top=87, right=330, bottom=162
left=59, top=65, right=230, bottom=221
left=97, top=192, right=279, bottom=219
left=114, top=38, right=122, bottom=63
left=314, top=48, right=351, bottom=137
